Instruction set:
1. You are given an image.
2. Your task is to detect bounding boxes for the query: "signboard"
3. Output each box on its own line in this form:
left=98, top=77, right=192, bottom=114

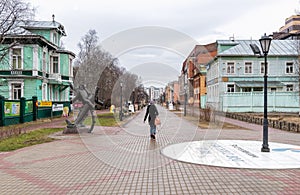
left=38, top=101, right=52, bottom=107
left=4, top=102, right=20, bottom=116
left=52, top=103, right=63, bottom=112
left=25, top=101, right=33, bottom=114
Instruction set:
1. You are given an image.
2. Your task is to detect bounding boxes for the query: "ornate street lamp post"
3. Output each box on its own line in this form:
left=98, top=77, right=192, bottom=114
left=120, top=82, right=123, bottom=121
left=259, top=33, right=272, bottom=152
left=184, top=79, right=187, bottom=116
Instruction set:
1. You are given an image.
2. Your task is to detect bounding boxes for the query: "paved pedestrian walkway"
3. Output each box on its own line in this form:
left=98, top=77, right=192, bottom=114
left=0, top=105, right=300, bottom=194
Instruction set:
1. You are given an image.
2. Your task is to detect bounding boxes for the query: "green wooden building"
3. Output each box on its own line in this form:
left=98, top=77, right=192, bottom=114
left=0, top=18, right=75, bottom=102
left=206, top=39, right=299, bottom=112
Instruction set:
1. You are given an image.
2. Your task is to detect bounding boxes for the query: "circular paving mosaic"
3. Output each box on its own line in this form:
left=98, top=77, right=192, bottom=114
left=161, top=140, right=300, bottom=169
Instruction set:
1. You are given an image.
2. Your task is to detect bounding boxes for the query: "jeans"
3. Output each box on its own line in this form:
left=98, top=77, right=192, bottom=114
left=150, top=124, right=156, bottom=135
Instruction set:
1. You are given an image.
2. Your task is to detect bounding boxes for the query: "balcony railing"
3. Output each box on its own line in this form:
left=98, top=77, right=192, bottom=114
left=48, top=73, right=61, bottom=82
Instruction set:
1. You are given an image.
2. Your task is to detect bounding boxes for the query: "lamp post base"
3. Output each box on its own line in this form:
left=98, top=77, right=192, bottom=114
left=261, top=146, right=270, bottom=152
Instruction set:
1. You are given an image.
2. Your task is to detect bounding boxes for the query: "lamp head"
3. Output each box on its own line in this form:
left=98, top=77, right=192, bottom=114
left=259, top=33, right=272, bottom=55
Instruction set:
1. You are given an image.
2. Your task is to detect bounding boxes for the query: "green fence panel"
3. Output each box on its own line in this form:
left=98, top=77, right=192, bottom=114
left=0, top=96, right=4, bottom=126
left=4, top=100, right=20, bottom=117
left=2, top=99, right=71, bottom=125
left=19, top=97, right=25, bottom=123
left=32, top=96, right=37, bottom=121
left=24, top=113, right=33, bottom=123
left=3, top=99, right=21, bottom=126
left=25, top=100, right=33, bottom=114
left=5, top=117, right=20, bottom=126
left=37, top=107, right=52, bottom=119
left=52, top=111, right=63, bottom=117
left=1, top=96, right=42, bottom=126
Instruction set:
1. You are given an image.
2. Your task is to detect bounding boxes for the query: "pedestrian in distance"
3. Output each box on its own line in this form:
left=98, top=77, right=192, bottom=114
left=143, top=100, right=159, bottom=140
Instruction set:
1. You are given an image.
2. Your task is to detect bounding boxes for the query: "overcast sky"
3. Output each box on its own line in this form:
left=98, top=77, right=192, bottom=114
left=27, top=0, right=299, bottom=87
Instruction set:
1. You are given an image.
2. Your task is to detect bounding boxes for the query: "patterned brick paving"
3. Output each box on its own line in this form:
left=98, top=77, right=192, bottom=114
left=0, top=105, right=300, bottom=194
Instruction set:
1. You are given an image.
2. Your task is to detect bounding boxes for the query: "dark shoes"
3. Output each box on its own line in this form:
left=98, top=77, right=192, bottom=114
left=150, top=134, right=156, bottom=140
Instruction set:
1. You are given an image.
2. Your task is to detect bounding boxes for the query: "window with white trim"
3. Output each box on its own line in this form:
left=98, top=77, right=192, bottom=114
left=53, top=32, right=58, bottom=45
left=69, top=58, right=73, bottom=77
left=11, top=83, right=22, bottom=100
left=42, top=83, right=47, bottom=100
left=244, top=62, right=252, bottom=74
left=11, top=48, right=22, bottom=69
left=260, top=62, right=268, bottom=74
left=227, top=84, right=235, bottom=92
left=286, top=62, right=294, bottom=74
left=50, top=56, right=59, bottom=73
left=42, top=51, right=47, bottom=72
left=49, top=85, right=53, bottom=101
left=287, top=84, right=293, bottom=91
left=226, top=62, right=235, bottom=74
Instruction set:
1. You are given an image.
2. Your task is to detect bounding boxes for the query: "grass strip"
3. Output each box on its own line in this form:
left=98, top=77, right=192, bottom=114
left=0, top=128, right=63, bottom=152
left=84, top=112, right=118, bottom=126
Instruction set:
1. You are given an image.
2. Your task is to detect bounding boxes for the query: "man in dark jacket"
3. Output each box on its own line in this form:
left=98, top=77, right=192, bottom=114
left=143, top=101, right=159, bottom=140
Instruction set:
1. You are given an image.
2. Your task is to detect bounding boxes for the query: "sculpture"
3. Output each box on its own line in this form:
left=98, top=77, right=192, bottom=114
left=65, top=85, right=103, bottom=133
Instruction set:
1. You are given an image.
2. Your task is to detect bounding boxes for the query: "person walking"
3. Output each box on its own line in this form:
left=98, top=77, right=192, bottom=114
left=144, top=101, right=159, bottom=140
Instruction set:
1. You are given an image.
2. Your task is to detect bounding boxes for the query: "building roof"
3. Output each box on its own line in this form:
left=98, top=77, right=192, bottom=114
left=3, top=19, right=74, bottom=55
left=21, top=20, right=66, bottom=36
left=6, top=19, right=67, bottom=37
left=3, top=34, right=58, bottom=50
left=197, top=43, right=217, bottom=64
left=57, top=49, right=76, bottom=57
left=217, top=39, right=299, bottom=56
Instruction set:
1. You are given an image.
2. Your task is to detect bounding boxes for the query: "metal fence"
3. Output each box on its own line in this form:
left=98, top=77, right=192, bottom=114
left=0, top=96, right=71, bottom=127
left=221, top=92, right=299, bottom=112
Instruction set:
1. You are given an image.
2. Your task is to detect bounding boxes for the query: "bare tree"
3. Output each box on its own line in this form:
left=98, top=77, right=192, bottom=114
left=97, top=58, right=123, bottom=107
left=130, top=83, right=147, bottom=106
left=74, top=30, right=140, bottom=110
left=74, top=30, right=109, bottom=94
left=0, top=0, right=34, bottom=64
left=74, top=29, right=99, bottom=67
left=110, top=71, right=139, bottom=107
left=122, top=72, right=139, bottom=100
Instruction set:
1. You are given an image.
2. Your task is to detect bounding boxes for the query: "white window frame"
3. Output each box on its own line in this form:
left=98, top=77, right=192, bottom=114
left=286, top=62, right=294, bottom=74
left=286, top=84, right=293, bottom=91
left=10, top=47, right=23, bottom=70
left=50, top=55, right=60, bottom=74
left=69, top=57, right=73, bottom=77
left=260, top=62, right=269, bottom=74
left=42, top=51, right=47, bottom=72
left=244, top=62, right=252, bottom=74
left=49, top=85, right=53, bottom=101
left=226, top=62, right=235, bottom=74
left=51, top=31, right=58, bottom=45
left=227, top=84, right=235, bottom=93
left=8, top=80, right=24, bottom=100
left=42, top=83, right=48, bottom=101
